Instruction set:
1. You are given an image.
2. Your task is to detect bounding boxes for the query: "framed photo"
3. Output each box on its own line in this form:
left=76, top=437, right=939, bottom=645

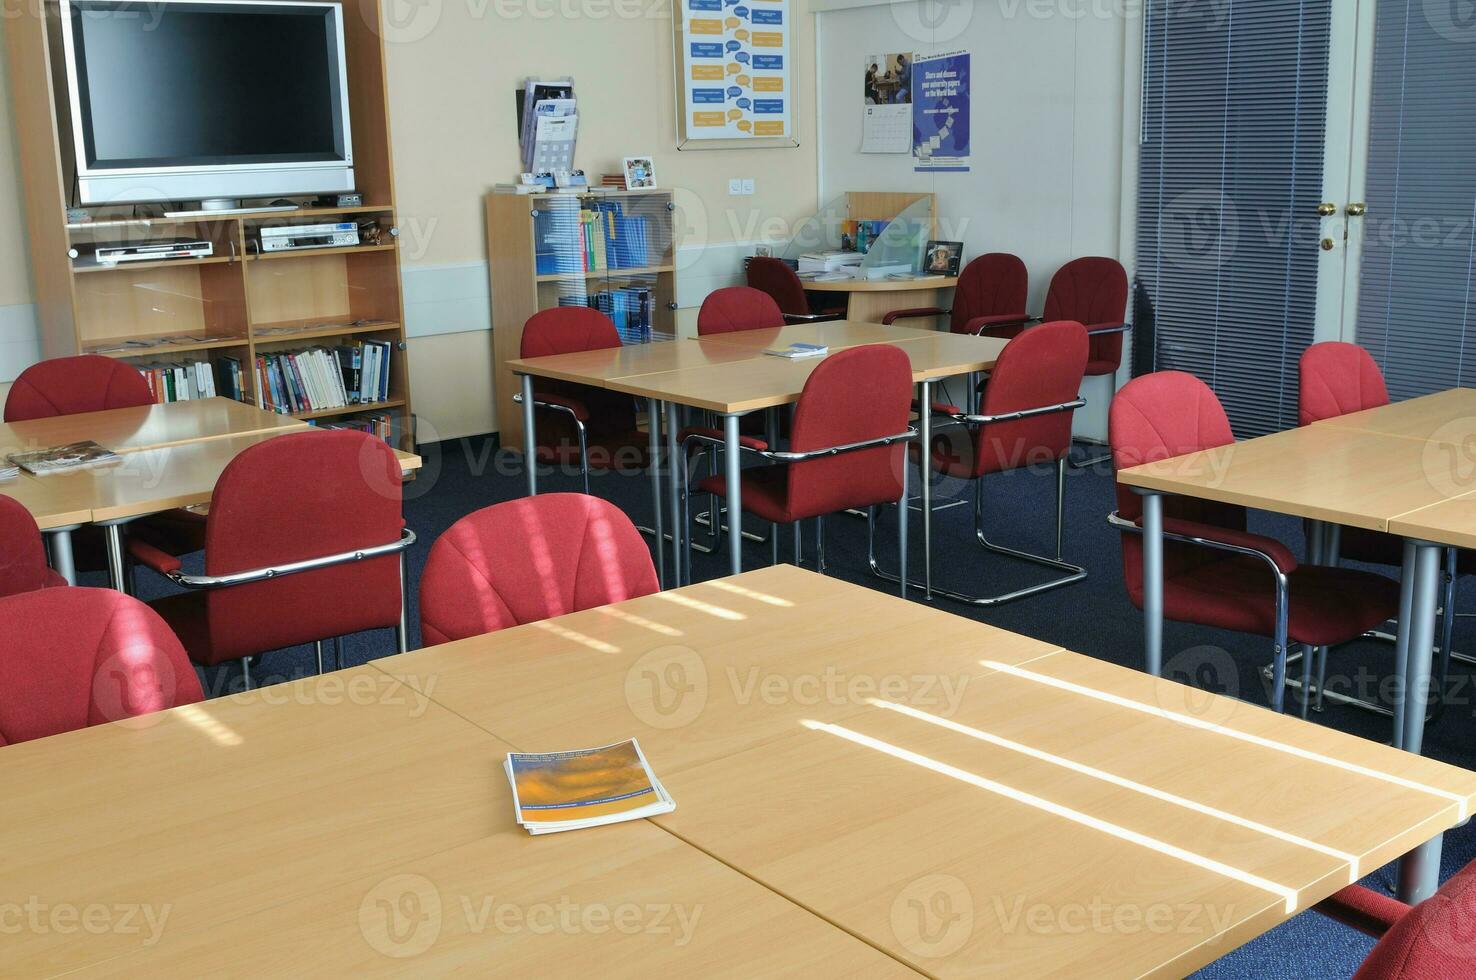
left=623, top=157, right=657, bottom=189
left=924, top=241, right=963, bottom=277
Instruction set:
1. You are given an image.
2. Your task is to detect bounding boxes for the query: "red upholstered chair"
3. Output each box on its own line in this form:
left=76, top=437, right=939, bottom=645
left=1108, top=371, right=1400, bottom=714
left=888, top=321, right=1089, bottom=605
left=518, top=307, right=648, bottom=495
left=883, top=252, right=1029, bottom=337
left=683, top=344, right=916, bottom=592
left=1314, top=859, right=1476, bottom=978
left=4, top=355, right=207, bottom=575
left=419, top=494, right=659, bottom=646
left=746, top=256, right=846, bottom=322
left=697, top=286, right=785, bottom=335
left=129, top=430, right=414, bottom=689
left=0, top=495, right=68, bottom=597
left=0, top=587, right=203, bottom=746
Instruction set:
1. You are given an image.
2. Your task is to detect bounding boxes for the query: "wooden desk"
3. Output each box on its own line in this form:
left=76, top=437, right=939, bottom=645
left=1311, top=388, right=1476, bottom=443
left=0, top=665, right=904, bottom=977
left=0, top=398, right=308, bottom=458
left=505, top=338, right=758, bottom=387
left=373, top=569, right=1476, bottom=977
left=802, top=275, right=958, bottom=325
left=693, top=319, right=939, bottom=352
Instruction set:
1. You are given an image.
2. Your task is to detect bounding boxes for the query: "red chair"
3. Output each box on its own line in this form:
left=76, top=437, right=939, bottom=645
left=0, top=495, right=68, bottom=598
left=1108, top=371, right=1400, bottom=714
left=682, top=345, right=916, bottom=592
left=129, top=431, right=414, bottom=690
left=419, top=494, right=659, bottom=646
left=746, top=257, right=847, bottom=322
left=1299, top=341, right=1466, bottom=715
left=882, top=252, right=1029, bottom=337
left=697, top=286, right=786, bottom=335
left=4, top=355, right=207, bottom=578
left=518, top=307, right=649, bottom=495
left=1314, top=859, right=1476, bottom=978
left=0, top=587, right=203, bottom=746
left=882, top=321, right=1089, bottom=605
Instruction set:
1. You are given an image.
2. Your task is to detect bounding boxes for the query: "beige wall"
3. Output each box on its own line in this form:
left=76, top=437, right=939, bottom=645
left=0, top=20, right=34, bottom=310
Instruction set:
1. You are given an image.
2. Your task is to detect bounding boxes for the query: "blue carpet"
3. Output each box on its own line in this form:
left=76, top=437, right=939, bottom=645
left=113, top=434, right=1476, bottom=977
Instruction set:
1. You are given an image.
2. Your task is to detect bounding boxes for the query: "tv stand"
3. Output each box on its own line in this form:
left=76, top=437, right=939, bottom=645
left=165, top=201, right=299, bottom=218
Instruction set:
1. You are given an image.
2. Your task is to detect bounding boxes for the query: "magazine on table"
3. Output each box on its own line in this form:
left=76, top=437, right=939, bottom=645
left=505, top=738, right=674, bottom=835
left=764, top=343, right=829, bottom=359
left=7, top=441, right=120, bottom=476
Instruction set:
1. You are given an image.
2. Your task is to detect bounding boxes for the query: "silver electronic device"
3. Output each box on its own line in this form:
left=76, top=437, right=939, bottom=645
left=257, top=222, right=360, bottom=253
left=89, top=239, right=215, bottom=264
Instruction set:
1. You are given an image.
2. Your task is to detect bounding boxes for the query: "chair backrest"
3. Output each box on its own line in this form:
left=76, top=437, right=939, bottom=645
left=1043, top=257, right=1130, bottom=371
left=0, top=495, right=59, bottom=598
left=418, top=493, right=659, bottom=646
left=1109, top=371, right=1248, bottom=601
left=1355, top=859, right=1476, bottom=978
left=747, top=257, right=811, bottom=317
left=786, top=345, right=914, bottom=519
left=1299, top=341, right=1390, bottom=425
left=951, top=252, right=1029, bottom=334
left=201, top=431, right=406, bottom=663
left=4, top=355, right=154, bottom=422
left=967, top=320, right=1088, bottom=476
left=0, top=588, right=202, bottom=746
left=520, top=306, right=623, bottom=357
left=698, top=286, right=786, bottom=335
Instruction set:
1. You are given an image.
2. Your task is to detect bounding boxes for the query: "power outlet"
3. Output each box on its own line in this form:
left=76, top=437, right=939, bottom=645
left=728, top=178, right=744, bottom=196
left=741, top=178, right=755, bottom=195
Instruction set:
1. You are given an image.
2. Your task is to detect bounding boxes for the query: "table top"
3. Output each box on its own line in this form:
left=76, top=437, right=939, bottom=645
left=1311, top=388, right=1476, bottom=443
left=372, top=566, right=1476, bottom=977
left=1391, top=494, right=1476, bottom=551
left=507, top=338, right=760, bottom=386
left=1116, top=424, right=1474, bottom=532
left=693, top=320, right=939, bottom=352
left=0, top=665, right=904, bottom=977
left=0, top=398, right=308, bottom=458
left=803, top=276, right=958, bottom=293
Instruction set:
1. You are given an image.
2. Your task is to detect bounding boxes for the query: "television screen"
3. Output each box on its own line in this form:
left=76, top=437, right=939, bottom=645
left=66, top=1, right=348, bottom=172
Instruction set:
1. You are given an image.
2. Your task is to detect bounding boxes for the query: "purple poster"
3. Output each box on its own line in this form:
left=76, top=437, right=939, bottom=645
left=912, top=51, right=970, bottom=173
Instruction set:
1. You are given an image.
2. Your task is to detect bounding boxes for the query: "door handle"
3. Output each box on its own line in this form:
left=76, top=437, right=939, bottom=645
left=1346, top=203, right=1367, bottom=217
left=1317, top=203, right=1338, bottom=217
left=1321, top=238, right=1336, bottom=251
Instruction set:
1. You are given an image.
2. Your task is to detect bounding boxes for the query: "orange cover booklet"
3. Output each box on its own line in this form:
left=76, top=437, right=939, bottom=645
left=505, top=739, right=675, bottom=835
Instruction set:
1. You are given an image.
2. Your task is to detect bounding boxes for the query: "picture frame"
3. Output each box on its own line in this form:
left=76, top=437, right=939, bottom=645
left=623, top=157, right=657, bottom=190
left=924, top=240, right=964, bottom=277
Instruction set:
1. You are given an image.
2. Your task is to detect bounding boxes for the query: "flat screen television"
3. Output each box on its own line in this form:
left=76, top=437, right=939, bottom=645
left=59, top=0, right=355, bottom=207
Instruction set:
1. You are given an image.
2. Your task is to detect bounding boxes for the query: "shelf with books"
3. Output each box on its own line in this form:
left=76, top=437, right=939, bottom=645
left=251, top=318, right=402, bottom=344
left=534, top=264, right=675, bottom=282
left=85, top=335, right=251, bottom=360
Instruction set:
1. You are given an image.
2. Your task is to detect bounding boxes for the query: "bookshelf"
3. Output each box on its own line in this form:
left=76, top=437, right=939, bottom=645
left=487, top=188, right=678, bottom=452
left=4, top=0, right=414, bottom=449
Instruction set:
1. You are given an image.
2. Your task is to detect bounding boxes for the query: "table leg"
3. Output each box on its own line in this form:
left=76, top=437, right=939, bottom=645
left=48, top=526, right=79, bottom=586
left=1398, top=836, right=1443, bottom=905
left=521, top=373, right=537, bottom=497
left=666, top=401, right=683, bottom=586
left=1141, top=490, right=1164, bottom=677
left=646, top=397, right=666, bottom=589
left=724, top=413, right=742, bottom=576
left=1392, top=538, right=1419, bottom=748
left=919, top=379, right=933, bottom=600
left=103, top=522, right=127, bottom=592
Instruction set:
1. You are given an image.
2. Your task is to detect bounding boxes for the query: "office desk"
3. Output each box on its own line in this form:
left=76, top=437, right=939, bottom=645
left=1311, top=388, right=1476, bottom=442
left=0, top=664, right=903, bottom=977
left=693, top=319, right=939, bottom=352
left=803, top=275, right=959, bottom=325
left=374, top=567, right=1476, bottom=977
left=0, top=397, right=307, bottom=457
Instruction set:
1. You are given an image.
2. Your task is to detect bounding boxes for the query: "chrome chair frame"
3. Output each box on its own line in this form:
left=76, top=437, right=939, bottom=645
left=870, top=398, right=1087, bottom=606
left=1107, top=511, right=1302, bottom=715
left=677, top=427, right=917, bottom=594
left=513, top=391, right=594, bottom=495
left=162, top=528, right=417, bottom=689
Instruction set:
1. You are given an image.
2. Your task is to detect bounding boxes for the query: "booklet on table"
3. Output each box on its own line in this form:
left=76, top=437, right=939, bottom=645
left=505, top=738, right=675, bottom=835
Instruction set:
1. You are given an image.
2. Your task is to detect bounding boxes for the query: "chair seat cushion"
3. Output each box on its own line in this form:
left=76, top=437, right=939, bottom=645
left=1086, top=358, right=1119, bottom=377
left=697, top=466, right=794, bottom=524
left=1159, top=559, right=1399, bottom=648
left=131, top=508, right=209, bottom=556
left=535, top=430, right=650, bottom=471
left=148, top=591, right=220, bottom=666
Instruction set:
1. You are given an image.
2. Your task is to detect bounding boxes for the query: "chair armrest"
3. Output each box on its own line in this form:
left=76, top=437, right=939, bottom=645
left=127, top=539, right=182, bottom=576
left=1107, top=512, right=1298, bottom=574
left=166, top=528, right=417, bottom=590
left=883, top=307, right=949, bottom=325
left=911, top=399, right=962, bottom=416
left=681, top=427, right=915, bottom=464
left=1085, top=321, right=1131, bottom=336
left=1312, top=885, right=1408, bottom=939
left=530, top=392, right=590, bottom=423
left=677, top=426, right=768, bottom=454
left=944, top=398, right=1087, bottom=427
left=962, top=313, right=1030, bottom=334
left=782, top=311, right=846, bottom=324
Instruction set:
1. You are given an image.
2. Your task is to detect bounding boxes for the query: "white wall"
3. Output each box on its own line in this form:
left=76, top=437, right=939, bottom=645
left=815, top=0, right=1138, bottom=438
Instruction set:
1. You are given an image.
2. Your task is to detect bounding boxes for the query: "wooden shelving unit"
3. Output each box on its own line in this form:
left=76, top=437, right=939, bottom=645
left=4, top=0, right=414, bottom=450
left=487, top=187, right=679, bottom=451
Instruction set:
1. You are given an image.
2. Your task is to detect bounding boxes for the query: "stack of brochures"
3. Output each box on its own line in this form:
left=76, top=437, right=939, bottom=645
left=505, top=739, right=675, bottom=835
left=0, top=460, right=17, bottom=481
left=764, top=343, right=829, bottom=359
left=7, top=441, right=120, bottom=476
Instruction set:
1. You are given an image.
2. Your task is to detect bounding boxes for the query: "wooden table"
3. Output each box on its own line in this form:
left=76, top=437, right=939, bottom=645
left=802, top=275, right=959, bottom=325
left=370, top=567, right=1476, bottom=977
left=0, top=397, right=307, bottom=458
left=508, top=322, right=1005, bottom=589
left=1310, top=387, right=1476, bottom=442
left=0, top=663, right=904, bottom=976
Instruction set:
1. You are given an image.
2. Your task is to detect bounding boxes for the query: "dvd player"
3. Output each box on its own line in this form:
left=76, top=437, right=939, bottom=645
left=91, top=239, right=214, bottom=264
left=258, top=222, right=361, bottom=253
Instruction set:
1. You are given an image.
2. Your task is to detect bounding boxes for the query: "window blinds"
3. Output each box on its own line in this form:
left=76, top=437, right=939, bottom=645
left=1355, top=0, right=1476, bottom=399
left=1136, top=0, right=1332, bottom=437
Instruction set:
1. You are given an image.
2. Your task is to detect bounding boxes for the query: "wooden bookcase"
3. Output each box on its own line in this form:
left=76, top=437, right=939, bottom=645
left=487, top=188, right=678, bottom=452
left=4, top=0, right=413, bottom=449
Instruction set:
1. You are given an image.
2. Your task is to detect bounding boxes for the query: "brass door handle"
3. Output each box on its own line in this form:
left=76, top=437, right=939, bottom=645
left=1321, top=238, right=1336, bottom=251
left=1346, top=203, right=1367, bottom=217
left=1317, top=203, right=1338, bottom=217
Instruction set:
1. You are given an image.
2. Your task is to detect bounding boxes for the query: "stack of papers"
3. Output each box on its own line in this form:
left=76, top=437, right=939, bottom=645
left=505, top=739, right=675, bottom=835
left=764, top=343, right=829, bottom=359
left=7, top=441, right=120, bottom=476
left=0, top=460, right=17, bottom=481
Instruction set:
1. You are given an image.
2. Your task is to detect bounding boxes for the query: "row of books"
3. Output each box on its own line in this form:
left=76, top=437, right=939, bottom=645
left=254, top=341, right=393, bottom=416
left=137, top=360, right=220, bottom=403
left=313, top=412, right=398, bottom=445
left=535, top=201, right=653, bottom=274
left=586, top=287, right=655, bottom=344
left=841, top=218, right=893, bottom=255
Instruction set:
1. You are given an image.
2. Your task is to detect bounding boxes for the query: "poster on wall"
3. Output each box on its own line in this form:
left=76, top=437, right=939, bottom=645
left=861, top=52, right=912, bottom=153
left=912, top=51, right=970, bottom=172
left=675, top=0, right=796, bottom=148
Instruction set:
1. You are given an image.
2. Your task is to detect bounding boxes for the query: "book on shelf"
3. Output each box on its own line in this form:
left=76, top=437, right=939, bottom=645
left=764, top=343, right=829, bottom=359
left=136, top=359, right=219, bottom=402
left=253, top=340, right=392, bottom=415
left=314, top=411, right=398, bottom=445
left=7, top=441, right=120, bottom=476
left=505, top=738, right=674, bottom=835
left=588, top=286, right=654, bottom=344
left=534, top=198, right=652, bottom=275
